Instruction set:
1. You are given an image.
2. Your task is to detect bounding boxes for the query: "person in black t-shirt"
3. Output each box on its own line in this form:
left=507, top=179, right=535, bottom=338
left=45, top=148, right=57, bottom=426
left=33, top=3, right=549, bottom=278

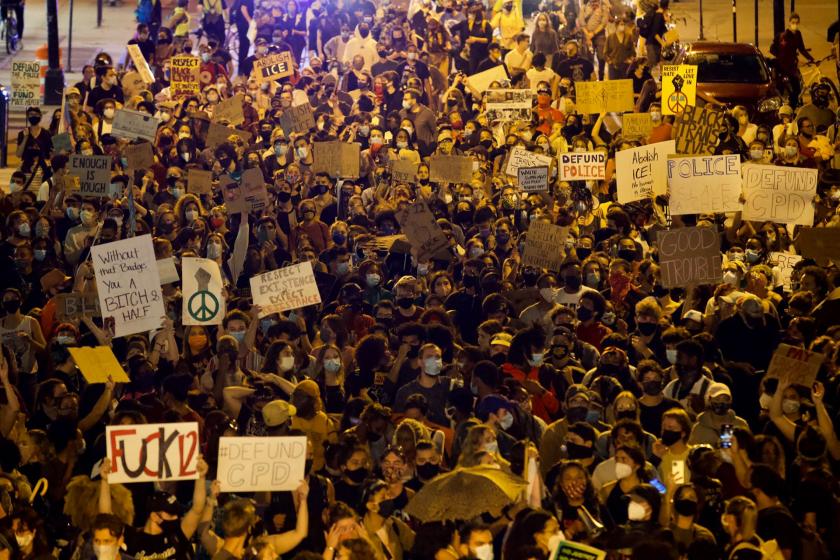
left=751, top=464, right=803, bottom=560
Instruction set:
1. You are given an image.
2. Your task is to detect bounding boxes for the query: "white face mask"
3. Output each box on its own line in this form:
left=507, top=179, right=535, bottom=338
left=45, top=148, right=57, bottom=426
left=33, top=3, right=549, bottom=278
left=103, top=108, right=115, bottom=119
left=93, top=543, right=118, bottom=560
left=539, top=287, right=557, bottom=303
left=324, top=358, right=341, bottom=373
left=627, top=501, right=647, bottom=521
left=206, top=243, right=222, bottom=258
left=723, top=270, right=739, bottom=287
left=279, top=355, right=295, bottom=372
left=782, top=399, right=800, bottom=415
left=473, top=543, right=494, bottom=560
left=547, top=532, right=565, bottom=553
left=615, top=461, right=633, bottom=480
left=758, top=392, right=773, bottom=410
left=423, top=357, right=443, bottom=376
left=185, top=210, right=198, bottom=222
left=15, top=533, right=34, bottom=548
left=484, top=440, right=498, bottom=454
left=666, top=348, right=678, bottom=364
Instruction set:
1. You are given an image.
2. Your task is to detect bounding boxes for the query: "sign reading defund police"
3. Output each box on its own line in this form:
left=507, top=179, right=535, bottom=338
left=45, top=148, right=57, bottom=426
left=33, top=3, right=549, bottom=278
left=91, top=235, right=166, bottom=338
left=217, top=436, right=307, bottom=492
left=250, top=261, right=322, bottom=318
left=106, top=422, right=199, bottom=484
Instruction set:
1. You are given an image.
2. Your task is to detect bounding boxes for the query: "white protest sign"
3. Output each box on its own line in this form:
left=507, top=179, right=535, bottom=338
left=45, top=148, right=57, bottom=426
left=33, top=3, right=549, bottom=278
left=615, top=140, right=674, bottom=204
left=466, top=65, right=508, bottom=92
left=250, top=261, right=322, bottom=317
left=742, top=164, right=817, bottom=226
left=106, top=422, right=199, bottom=484
left=517, top=166, right=549, bottom=192
left=11, top=61, right=40, bottom=108
left=112, top=109, right=159, bottom=142
left=558, top=152, right=606, bottom=182
left=69, top=154, right=112, bottom=197
left=91, top=235, right=165, bottom=338
left=485, top=89, right=533, bottom=121
left=157, top=257, right=180, bottom=285
left=666, top=154, right=742, bottom=215
left=127, top=44, right=154, bottom=84
left=505, top=146, right=553, bottom=177
left=182, top=257, right=226, bottom=325
left=766, top=343, right=824, bottom=388
left=217, top=436, right=306, bottom=492
left=769, top=252, right=802, bottom=292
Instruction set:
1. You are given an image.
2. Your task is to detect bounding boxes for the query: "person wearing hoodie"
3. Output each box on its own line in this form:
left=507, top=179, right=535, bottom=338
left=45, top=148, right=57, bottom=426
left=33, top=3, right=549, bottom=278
left=343, top=23, right=377, bottom=71
left=688, top=383, right=749, bottom=447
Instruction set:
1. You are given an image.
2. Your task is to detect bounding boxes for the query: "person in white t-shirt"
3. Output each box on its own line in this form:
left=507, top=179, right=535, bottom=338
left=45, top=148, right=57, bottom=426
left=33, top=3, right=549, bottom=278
left=504, top=33, right=533, bottom=80
left=554, top=260, right=599, bottom=309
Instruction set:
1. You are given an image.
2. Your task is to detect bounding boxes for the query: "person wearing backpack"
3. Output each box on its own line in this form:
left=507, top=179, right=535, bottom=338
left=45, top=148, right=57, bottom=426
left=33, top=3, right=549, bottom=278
left=722, top=496, right=785, bottom=560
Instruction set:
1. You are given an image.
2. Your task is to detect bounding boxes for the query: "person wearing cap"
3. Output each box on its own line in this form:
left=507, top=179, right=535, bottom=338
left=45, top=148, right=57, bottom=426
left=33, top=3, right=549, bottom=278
left=538, top=385, right=592, bottom=476
left=99, top=455, right=209, bottom=559
left=291, top=380, right=338, bottom=471
left=688, top=383, right=748, bottom=447
left=261, top=399, right=296, bottom=436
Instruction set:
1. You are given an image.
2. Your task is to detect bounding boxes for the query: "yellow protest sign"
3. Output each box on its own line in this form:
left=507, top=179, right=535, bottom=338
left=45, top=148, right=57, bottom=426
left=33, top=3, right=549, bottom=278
left=68, top=346, right=130, bottom=384
left=170, top=55, right=201, bottom=99
left=661, top=65, right=697, bottom=115
left=574, top=80, right=634, bottom=114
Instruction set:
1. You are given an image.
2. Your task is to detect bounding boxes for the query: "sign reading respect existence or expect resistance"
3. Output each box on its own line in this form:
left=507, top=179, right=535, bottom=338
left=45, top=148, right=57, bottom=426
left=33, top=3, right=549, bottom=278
left=250, top=261, right=322, bottom=317
left=106, top=422, right=200, bottom=484
left=91, top=235, right=165, bottom=338
left=558, top=152, right=606, bottom=182
left=666, top=154, right=742, bottom=215
left=742, top=164, right=817, bottom=225
left=216, top=436, right=307, bottom=492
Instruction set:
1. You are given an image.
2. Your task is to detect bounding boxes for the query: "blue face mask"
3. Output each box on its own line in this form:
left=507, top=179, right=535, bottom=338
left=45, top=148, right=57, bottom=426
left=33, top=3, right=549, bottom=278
left=259, top=318, right=276, bottom=335
left=585, top=409, right=601, bottom=423
left=229, top=330, right=246, bottom=343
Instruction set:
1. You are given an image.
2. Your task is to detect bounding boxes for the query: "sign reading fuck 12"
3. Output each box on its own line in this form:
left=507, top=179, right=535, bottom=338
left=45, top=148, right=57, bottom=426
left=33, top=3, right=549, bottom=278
left=91, top=235, right=166, bottom=338
left=106, top=422, right=200, bottom=484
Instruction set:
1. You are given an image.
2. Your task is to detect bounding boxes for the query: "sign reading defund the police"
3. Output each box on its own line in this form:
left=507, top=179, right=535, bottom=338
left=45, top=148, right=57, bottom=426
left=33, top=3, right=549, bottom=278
left=615, top=140, right=674, bottom=204
left=742, top=164, right=817, bottom=226
left=106, top=422, right=199, bottom=484
left=69, top=154, right=112, bottom=197
left=217, top=436, right=306, bottom=492
left=182, top=257, right=225, bottom=326
left=250, top=261, right=322, bottom=318
left=91, top=235, right=165, bottom=338
left=10, top=61, right=40, bottom=108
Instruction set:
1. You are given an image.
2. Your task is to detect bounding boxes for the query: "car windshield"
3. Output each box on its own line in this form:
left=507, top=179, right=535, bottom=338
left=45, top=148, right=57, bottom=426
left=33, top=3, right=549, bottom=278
left=684, top=53, right=769, bottom=83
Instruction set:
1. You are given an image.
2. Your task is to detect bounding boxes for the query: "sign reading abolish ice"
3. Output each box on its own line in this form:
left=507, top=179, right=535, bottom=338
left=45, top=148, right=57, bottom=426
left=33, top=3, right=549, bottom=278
left=666, top=154, right=742, bottom=215
left=742, top=165, right=817, bottom=225
left=91, top=235, right=165, bottom=338
left=615, top=140, right=674, bottom=204
left=217, top=436, right=306, bottom=492
left=558, top=152, right=606, bottom=182
left=106, top=422, right=199, bottom=484
left=251, top=261, right=322, bottom=317
left=182, top=258, right=225, bottom=326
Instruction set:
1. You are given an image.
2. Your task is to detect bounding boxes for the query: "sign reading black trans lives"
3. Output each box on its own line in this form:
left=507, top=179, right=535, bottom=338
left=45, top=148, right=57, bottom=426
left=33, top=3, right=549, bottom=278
left=253, top=52, right=294, bottom=83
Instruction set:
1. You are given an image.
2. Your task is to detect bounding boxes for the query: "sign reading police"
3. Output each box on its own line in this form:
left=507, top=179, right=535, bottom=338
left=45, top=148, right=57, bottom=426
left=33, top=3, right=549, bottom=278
left=106, top=422, right=199, bottom=484
left=217, top=436, right=307, bottom=492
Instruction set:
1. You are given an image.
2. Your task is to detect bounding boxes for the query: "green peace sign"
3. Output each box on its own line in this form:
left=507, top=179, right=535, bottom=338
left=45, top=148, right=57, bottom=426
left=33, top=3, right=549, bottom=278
left=188, top=290, right=220, bottom=322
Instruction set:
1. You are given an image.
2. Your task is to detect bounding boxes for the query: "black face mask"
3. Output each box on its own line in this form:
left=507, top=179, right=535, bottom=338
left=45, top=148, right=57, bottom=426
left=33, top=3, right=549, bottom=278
left=304, top=458, right=314, bottom=474
left=661, top=429, right=682, bottom=446
left=566, top=406, right=588, bottom=423
left=462, top=275, right=479, bottom=289
left=416, top=462, right=440, bottom=480
left=651, top=284, right=669, bottom=298
left=617, top=248, right=636, bottom=262
left=642, top=380, right=662, bottom=396
left=406, top=343, right=421, bottom=358
left=3, top=299, right=21, bottom=313
left=377, top=499, right=396, bottom=517
left=564, top=275, right=581, bottom=290
left=159, top=518, right=181, bottom=532
left=710, top=402, right=730, bottom=416
left=576, top=247, right=592, bottom=260
left=396, top=297, right=414, bottom=309
left=576, top=306, right=593, bottom=322
left=637, top=322, right=658, bottom=336
left=346, top=466, right=369, bottom=483
left=277, top=191, right=291, bottom=202
left=673, top=498, right=698, bottom=517
left=566, top=441, right=593, bottom=459
left=616, top=409, right=636, bottom=421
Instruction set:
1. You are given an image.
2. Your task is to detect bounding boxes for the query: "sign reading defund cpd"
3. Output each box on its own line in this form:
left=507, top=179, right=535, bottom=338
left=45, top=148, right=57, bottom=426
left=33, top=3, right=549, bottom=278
left=250, top=261, right=322, bottom=318
left=217, top=436, right=307, bottom=492
left=91, top=235, right=165, bottom=338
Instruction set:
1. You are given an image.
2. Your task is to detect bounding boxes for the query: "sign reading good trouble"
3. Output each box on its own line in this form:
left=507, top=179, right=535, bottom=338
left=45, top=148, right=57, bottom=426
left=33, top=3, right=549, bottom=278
left=106, top=422, right=199, bottom=484
left=217, top=436, right=306, bottom=492
left=250, top=261, right=322, bottom=317
left=558, top=152, right=606, bottom=182
left=742, top=164, right=817, bottom=225
left=657, top=227, right=723, bottom=287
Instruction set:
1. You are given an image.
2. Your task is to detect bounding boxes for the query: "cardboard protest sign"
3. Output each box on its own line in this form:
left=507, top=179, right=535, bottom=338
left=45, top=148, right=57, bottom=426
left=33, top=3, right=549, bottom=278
left=769, top=252, right=802, bottom=292
left=796, top=227, right=840, bottom=264
left=106, top=422, right=199, bottom=484
left=766, top=343, right=824, bottom=388
left=111, top=109, right=159, bottom=142
left=550, top=540, right=606, bottom=560
left=466, top=65, right=508, bottom=92
left=206, top=122, right=253, bottom=149
left=170, top=54, right=201, bottom=98
left=157, top=257, right=180, bottom=285
left=250, top=261, right=322, bottom=317
left=391, top=159, right=419, bottom=183
left=221, top=174, right=249, bottom=214
left=68, top=347, right=130, bottom=384
left=279, top=103, right=316, bottom=135
left=311, top=141, right=361, bottom=178
left=121, top=71, right=146, bottom=99
left=622, top=113, right=653, bottom=139
left=188, top=168, right=213, bottom=194
left=123, top=141, right=154, bottom=170
left=52, top=132, right=73, bottom=153
left=615, top=140, right=674, bottom=204
left=217, top=436, right=306, bottom=492
left=127, top=44, right=154, bottom=84
left=574, top=79, right=634, bottom=114
left=91, top=235, right=165, bottom=338
left=182, top=258, right=226, bottom=325
left=55, top=292, right=100, bottom=321
left=522, top=221, right=569, bottom=271
left=675, top=105, right=726, bottom=155
left=742, top=164, right=817, bottom=226
left=429, top=154, right=473, bottom=184
left=69, top=154, right=112, bottom=198
left=661, top=65, right=697, bottom=115
left=558, top=152, right=606, bottom=182
left=518, top=166, right=549, bottom=192
left=212, top=94, right=245, bottom=126
left=253, top=51, right=295, bottom=82
left=395, top=200, right=451, bottom=261
left=11, top=61, right=40, bottom=108
left=240, top=167, right=269, bottom=212
left=484, top=89, right=533, bottom=121
left=657, top=227, right=723, bottom=287
left=666, top=154, right=742, bottom=215
left=505, top=146, right=553, bottom=177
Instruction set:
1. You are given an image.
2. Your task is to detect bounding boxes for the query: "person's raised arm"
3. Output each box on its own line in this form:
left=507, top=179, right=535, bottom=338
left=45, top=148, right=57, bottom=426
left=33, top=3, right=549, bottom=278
left=81, top=315, right=112, bottom=347
left=99, top=460, right=113, bottom=514
left=228, top=211, right=250, bottom=284
left=812, top=381, right=840, bottom=460
left=0, top=353, right=19, bottom=437
left=769, top=379, right=797, bottom=442
left=181, top=457, right=209, bottom=539
left=388, top=342, right=410, bottom=384
left=243, top=304, right=262, bottom=355
left=79, top=378, right=115, bottom=433
left=266, top=480, right=309, bottom=554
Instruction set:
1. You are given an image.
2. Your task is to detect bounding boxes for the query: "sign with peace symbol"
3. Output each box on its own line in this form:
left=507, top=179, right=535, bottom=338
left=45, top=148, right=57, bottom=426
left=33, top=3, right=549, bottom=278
left=187, top=290, right=220, bottom=322
left=667, top=91, right=688, bottom=115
